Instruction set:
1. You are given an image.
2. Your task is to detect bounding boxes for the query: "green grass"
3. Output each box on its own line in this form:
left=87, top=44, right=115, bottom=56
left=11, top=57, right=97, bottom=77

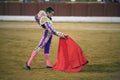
left=0, top=22, right=120, bottom=80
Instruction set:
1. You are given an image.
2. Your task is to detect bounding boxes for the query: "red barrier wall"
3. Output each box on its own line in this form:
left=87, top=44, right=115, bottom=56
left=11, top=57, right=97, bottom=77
left=119, top=4, right=120, bottom=16
left=54, top=3, right=71, bottom=16
left=0, top=3, right=120, bottom=16
left=88, top=3, right=104, bottom=16
left=4, top=3, right=21, bottom=15
left=21, top=3, right=38, bottom=15
left=71, top=3, right=88, bottom=16
left=104, top=3, right=119, bottom=16
left=0, top=3, right=4, bottom=15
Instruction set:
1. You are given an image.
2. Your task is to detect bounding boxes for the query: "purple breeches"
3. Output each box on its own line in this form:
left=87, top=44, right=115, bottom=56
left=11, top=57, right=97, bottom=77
left=39, top=30, right=52, bottom=54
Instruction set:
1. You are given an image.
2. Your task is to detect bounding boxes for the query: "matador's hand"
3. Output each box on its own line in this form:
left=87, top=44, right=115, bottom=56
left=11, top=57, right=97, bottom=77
left=56, top=32, right=65, bottom=38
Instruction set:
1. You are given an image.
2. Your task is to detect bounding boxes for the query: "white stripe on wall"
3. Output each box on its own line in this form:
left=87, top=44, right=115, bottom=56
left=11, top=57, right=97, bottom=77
left=0, top=16, right=120, bottom=23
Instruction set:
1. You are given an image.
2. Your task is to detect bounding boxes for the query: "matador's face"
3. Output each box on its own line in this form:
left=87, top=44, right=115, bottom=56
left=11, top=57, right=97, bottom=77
left=46, top=11, right=54, bottom=18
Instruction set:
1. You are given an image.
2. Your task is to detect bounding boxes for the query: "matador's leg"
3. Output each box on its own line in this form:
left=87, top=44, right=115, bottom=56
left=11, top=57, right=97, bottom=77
left=27, top=30, right=51, bottom=68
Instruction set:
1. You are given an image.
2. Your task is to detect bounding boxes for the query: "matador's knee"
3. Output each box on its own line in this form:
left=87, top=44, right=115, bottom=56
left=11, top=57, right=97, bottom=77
left=34, top=46, right=42, bottom=53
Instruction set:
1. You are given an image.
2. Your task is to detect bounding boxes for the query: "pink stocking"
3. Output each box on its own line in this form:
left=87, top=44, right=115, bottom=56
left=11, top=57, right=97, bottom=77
left=44, top=54, right=52, bottom=66
left=27, top=51, right=37, bottom=66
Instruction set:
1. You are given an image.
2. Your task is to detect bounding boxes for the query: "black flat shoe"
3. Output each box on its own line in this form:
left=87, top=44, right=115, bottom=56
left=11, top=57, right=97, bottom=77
left=26, top=62, right=31, bottom=70
left=46, top=66, right=52, bottom=68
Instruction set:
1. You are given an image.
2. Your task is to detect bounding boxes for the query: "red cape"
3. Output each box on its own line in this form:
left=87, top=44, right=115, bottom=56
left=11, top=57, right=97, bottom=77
left=52, top=36, right=88, bottom=72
